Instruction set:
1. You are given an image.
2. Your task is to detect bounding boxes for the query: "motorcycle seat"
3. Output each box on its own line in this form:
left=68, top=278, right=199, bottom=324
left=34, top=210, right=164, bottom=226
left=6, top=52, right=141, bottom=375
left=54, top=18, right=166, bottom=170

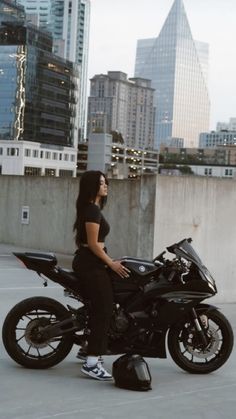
left=57, top=267, right=79, bottom=282
left=55, top=267, right=83, bottom=292
left=56, top=267, right=81, bottom=286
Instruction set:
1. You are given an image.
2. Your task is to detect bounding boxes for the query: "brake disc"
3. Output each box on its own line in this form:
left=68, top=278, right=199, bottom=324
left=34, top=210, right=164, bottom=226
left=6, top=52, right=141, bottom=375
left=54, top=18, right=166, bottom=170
left=185, top=325, right=221, bottom=358
left=24, top=318, right=51, bottom=348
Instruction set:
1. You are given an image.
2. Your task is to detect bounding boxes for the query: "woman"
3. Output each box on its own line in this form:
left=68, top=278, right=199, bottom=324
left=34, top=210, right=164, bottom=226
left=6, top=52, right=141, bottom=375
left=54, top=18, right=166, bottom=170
left=72, top=170, right=130, bottom=381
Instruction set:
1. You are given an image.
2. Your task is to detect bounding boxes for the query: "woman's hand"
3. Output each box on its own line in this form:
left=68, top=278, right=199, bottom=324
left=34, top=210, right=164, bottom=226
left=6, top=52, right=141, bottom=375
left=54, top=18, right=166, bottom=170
left=109, top=260, right=130, bottom=278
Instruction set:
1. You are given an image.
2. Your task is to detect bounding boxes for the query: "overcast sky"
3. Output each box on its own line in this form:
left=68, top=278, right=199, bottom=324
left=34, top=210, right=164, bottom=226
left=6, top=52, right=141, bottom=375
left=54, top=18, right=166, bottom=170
left=88, top=0, right=236, bottom=129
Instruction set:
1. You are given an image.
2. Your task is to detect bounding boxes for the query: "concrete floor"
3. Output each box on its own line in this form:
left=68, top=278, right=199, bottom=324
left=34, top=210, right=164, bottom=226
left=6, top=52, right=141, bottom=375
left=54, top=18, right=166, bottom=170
left=0, top=244, right=236, bottom=419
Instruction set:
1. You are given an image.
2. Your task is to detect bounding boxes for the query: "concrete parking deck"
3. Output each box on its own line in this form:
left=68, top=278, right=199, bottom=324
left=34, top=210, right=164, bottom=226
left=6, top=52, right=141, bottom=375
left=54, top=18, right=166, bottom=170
left=0, top=244, right=236, bottom=419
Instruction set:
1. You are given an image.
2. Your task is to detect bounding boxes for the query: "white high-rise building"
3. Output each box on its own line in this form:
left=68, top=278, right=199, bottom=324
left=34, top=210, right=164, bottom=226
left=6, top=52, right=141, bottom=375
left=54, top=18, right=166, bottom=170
left=134, top=0, right=210, bottom=149
left=87, top=71, right=155, bottom=150
left=194, top=40, right=209, bottom=87
left=16, top=0, right=51, bottom=29
left=217, top=118, right=236, bottom=132
left=17, top=0, right=91, bottom=142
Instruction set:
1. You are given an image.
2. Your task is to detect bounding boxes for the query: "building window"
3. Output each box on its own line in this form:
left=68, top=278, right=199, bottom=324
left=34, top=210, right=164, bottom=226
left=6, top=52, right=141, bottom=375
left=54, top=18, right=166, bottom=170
left=24, top=167, right=41, bottom=176
left=45, top=168, right=56, bottom=176
left=77, top=163, right=87, bottom=171
left=64, top=154, right=69, bottom=161
left=0, top=165, right=2, bottom=175
left=98, top=82, right=104, bottom=98
left=70, top=155, right=75, bottom=162
left=45, top=151, right=51, bottom=159
left=40, top=151, right=44, bottom=158
left=7, top=148, right=19, bottom=156
left=24, top=149, right=31, bottom=157
left=59, top=169, right=73, bottom=177
left=225, top=169, right=233, bottom=177
left=204, top=168, right=212, bottom=176
left=33, top=150, right=39, bottom=158
left=53, top=152, right=58, bottom=160
left=0, top=148, right=3, bottom=155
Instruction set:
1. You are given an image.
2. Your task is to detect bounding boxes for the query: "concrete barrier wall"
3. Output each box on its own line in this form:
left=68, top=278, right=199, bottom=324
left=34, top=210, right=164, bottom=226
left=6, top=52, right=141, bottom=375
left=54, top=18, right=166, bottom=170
left=0, top=176, right=77, bottom=254
left=153, top=176, right=236, bottom=303
left=0, top=175, right=156, bottom=259
left=1, top=174, right=236, bottom=302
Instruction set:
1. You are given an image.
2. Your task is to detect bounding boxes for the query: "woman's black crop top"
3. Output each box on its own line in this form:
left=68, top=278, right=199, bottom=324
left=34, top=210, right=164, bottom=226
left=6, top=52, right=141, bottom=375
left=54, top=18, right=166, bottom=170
left=78, top=203, right=110, bottom=244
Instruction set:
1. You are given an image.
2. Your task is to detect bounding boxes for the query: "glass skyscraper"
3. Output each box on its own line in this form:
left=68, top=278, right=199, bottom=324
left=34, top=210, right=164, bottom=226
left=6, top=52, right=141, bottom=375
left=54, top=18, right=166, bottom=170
left=134, top=0, right=210, bottom=149
left=0, top=0, right=78, bottom=146
left=0, top=0, right=25, bottom=23
left=17, top=0, right=91, bottom=142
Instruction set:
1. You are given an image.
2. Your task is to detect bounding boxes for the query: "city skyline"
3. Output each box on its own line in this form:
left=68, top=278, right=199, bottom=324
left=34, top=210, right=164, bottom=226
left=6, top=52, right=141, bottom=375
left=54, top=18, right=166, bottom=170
left=88, top=0, right=236, bottom=130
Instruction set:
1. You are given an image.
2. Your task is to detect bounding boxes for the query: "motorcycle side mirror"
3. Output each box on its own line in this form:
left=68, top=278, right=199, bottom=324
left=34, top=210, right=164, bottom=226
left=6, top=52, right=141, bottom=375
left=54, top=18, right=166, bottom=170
left=154, top=260, right=164, bottom=267
left=153, top=251, right=166, bottom=264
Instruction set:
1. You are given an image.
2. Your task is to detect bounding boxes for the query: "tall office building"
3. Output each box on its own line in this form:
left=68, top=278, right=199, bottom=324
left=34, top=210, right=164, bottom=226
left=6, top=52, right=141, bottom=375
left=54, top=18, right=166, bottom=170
left=87, top=71, right=155, bottom=150
left=0, top=1, right=78, bottom=146
left=134, top=0, right=210, bottom=149
left=0, top=0, right=25, bottom=23
left=0, top=0, right=78, bottom=176
left=199, top=131, right=236, bottom=148
left=216, top=118, right=236, bottom=132
left=14, top=0, right=51, bottom=28
left=17, top=0, right=91, bottom=142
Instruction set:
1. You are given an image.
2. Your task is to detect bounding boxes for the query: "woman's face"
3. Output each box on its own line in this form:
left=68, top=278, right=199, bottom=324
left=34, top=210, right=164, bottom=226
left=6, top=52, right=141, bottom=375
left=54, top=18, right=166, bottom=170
left=97, top=175, right=108, bottom=199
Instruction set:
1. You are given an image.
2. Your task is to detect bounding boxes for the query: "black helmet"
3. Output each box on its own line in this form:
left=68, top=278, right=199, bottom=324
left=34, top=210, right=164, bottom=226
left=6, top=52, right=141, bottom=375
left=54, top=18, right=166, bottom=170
left=112, top=354, right=152, bottom=391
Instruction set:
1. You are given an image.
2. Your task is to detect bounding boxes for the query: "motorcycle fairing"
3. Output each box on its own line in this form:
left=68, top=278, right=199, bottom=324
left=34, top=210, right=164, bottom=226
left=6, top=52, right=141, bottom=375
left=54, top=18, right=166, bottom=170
left=13, top=252, right=57, bottom=271
left=194, top=303, right=219, bottom=313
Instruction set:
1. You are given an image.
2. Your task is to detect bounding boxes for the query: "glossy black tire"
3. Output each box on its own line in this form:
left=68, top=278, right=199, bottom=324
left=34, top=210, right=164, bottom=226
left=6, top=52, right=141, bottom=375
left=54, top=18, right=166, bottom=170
left=2, top=296, right=74, bottom=369
left=168, top=309, right=234, bottom=374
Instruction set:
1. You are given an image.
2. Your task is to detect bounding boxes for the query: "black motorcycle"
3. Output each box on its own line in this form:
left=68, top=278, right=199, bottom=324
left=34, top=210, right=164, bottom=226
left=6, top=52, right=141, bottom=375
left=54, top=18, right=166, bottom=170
left=2, top=238, right=234, bottom=374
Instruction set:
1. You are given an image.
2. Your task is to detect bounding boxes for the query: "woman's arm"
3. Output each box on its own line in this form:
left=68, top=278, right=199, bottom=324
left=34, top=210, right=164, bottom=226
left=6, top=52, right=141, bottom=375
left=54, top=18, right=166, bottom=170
left=86, top=222, right=129, bottom=278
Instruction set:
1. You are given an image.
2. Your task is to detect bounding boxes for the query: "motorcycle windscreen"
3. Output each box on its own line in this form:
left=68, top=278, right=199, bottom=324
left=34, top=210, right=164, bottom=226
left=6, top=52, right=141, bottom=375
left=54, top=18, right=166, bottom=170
left=172, top=240, right=203, bottom=266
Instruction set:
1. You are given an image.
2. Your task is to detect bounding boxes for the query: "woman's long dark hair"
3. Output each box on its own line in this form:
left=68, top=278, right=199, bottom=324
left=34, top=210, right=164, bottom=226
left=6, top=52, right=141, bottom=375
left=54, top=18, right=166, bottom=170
left=73, top=170, right=108, bottom=246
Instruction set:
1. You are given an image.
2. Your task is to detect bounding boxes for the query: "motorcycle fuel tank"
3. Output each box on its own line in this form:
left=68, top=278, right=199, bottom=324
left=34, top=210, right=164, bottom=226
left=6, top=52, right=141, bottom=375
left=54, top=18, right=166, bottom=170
left=121, top=257, right=158, bottom=276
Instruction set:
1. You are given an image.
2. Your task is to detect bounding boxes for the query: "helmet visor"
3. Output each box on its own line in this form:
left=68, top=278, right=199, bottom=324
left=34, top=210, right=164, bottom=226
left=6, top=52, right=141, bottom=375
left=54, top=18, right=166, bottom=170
left=135, top=362, right=150, bottom=381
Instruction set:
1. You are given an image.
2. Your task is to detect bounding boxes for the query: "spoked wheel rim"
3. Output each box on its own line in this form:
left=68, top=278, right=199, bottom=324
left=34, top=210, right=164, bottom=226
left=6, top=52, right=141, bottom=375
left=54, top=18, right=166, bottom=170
left=177, top=317, right=223, bottom=365
left=2, top=297, right=74, bottom=369
left=168, top=309, right=234, bottom=374
left=15, top=308, right=66, bottom=360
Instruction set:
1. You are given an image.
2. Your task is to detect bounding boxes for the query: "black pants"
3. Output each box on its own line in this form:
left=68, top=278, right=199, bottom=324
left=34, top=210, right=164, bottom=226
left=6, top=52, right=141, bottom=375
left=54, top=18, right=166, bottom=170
left=72, top=248, right=113, bottom=356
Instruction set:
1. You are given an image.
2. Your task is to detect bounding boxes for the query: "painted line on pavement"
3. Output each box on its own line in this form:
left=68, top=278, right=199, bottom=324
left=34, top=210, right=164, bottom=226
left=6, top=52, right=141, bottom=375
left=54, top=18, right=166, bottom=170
left=0, top=286, right=59, bottom=290
left=0, top=266, right=25, bottom=271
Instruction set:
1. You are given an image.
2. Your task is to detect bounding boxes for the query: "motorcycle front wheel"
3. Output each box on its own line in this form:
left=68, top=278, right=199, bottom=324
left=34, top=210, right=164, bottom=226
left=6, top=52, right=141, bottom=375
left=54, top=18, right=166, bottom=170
left=2, top=296, right=74, bottom=369
left=168, top=309, right=234, bottom=374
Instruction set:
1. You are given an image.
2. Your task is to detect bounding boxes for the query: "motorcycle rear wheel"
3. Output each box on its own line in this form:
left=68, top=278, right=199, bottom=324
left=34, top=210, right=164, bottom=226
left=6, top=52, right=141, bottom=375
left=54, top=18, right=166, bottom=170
left=168, top=309, right=234, bottom=374
left=2, top=296, right=74, bottom=369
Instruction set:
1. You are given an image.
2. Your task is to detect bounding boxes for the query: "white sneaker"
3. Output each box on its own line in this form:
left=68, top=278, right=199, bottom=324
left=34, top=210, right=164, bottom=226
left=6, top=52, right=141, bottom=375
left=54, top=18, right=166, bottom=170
left=81, top=362, right=113, bottom=381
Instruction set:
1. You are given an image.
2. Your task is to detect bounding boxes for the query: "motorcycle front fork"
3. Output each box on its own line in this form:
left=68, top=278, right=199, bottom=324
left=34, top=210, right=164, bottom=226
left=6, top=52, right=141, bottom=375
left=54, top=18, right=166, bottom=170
left=191, top=308, right=208, bottom=346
